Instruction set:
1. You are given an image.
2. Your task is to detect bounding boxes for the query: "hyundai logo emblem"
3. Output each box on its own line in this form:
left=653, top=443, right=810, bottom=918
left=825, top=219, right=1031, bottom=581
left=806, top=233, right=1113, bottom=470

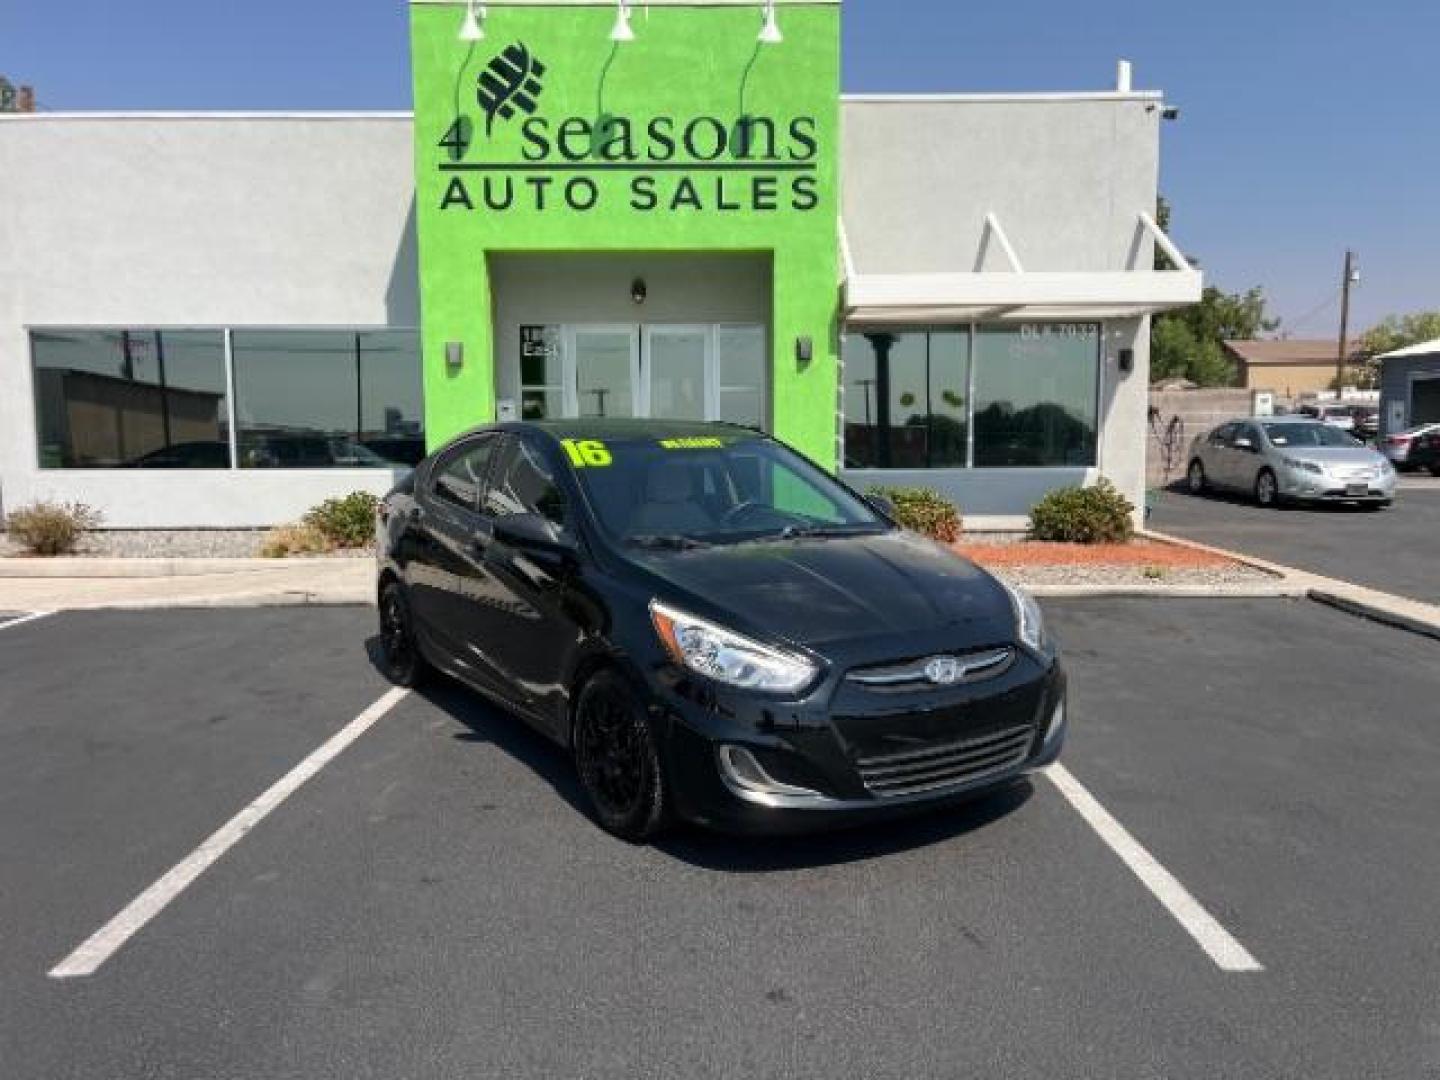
left=924, top=656, right=962, bottom=685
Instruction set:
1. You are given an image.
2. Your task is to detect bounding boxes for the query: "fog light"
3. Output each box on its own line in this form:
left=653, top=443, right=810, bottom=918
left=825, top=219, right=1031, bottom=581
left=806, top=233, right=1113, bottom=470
left=718, top=745, right=822, bottom=799
left=1044, top=699, right=1066, bottom=744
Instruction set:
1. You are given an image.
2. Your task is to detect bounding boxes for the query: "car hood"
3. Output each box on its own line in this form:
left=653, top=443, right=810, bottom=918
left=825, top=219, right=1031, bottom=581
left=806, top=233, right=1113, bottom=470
left=628, top=529, right=1017, bottom=662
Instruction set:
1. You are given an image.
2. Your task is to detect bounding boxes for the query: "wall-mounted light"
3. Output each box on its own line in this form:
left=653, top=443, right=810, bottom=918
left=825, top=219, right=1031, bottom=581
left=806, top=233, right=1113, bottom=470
left=795, top=335, right=813, bottom=368
left=631, top=277, right=648, bottom=305
left=759, top=0, right=783, bottom=44
left=458, top=1, right=486, bottom=42
left=446, top=341, right=465, bottom=371
left=610, top=0, right=636, bottom=42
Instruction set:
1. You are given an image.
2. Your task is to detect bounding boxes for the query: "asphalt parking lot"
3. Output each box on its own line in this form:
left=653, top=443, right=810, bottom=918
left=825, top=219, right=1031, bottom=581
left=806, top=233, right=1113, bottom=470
left=1151, top=477, right=1440, bottom=604
left=4, top=602, right=1440, bottom=1079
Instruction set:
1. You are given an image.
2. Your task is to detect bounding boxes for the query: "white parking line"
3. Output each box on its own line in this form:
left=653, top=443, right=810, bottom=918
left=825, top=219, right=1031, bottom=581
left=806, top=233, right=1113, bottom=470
left=48, top=686, right=410, bottom=979
left=1045, top=762, right=1263, bottom=973
left=0, top=611, right=54, bottom=633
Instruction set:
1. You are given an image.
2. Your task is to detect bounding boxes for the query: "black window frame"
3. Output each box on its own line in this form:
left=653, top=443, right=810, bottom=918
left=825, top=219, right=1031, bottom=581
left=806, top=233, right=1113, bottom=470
left=427, top=434, right=500, bottom=514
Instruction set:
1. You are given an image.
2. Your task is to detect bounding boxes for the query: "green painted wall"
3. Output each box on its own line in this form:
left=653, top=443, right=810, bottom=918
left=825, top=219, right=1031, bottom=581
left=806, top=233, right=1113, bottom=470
left=410, top=1, right=841, bottom=466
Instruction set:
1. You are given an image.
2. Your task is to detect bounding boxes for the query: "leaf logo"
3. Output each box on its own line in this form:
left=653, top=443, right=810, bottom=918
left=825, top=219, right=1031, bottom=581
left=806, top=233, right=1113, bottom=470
left=476, top=43, right=547, bottom=136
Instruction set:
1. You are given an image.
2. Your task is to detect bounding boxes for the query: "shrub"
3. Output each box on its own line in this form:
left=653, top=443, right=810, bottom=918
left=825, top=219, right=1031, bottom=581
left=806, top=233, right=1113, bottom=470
left=303, top=491, right=380, bottom=548
left=867, top=486, right=962, bottom=543
left=259, top=523, right=335, bottom=558
left=4, top=501, right=102, bottom=556
left=1029, top=480, right=1135, bottom=544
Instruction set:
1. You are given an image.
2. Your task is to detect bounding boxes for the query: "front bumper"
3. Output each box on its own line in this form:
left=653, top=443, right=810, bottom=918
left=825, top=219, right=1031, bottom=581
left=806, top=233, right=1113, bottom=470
left=652, top=652, right=1067, bottom=834
left=1277, top=469, right=1396, bottom=502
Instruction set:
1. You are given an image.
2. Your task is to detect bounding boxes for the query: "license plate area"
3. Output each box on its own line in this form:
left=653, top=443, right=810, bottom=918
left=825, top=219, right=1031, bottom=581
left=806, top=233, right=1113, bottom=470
left=1345, top=482, right=1369, bottom=497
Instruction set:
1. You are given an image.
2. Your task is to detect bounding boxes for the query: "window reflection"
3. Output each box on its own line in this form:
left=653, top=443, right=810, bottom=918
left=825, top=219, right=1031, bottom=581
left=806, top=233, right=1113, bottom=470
left=232, top=330, right=423, bottom=468
left=972, top=325, right=1098, bottom=467
left=31, top=329, right=229, bottom=468
left=842, top=330, right=968, bottom=468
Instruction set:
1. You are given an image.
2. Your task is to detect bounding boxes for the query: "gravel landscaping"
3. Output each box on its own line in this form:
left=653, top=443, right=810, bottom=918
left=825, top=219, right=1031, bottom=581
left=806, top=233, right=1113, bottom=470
left=988, top=563, right=1274, bottom=593
left=0, top=530, right=367, bottom=559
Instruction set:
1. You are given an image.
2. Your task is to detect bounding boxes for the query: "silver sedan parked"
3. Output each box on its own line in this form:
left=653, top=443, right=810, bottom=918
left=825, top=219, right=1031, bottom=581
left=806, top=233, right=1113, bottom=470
left=1187, top=417, right=1396, bottom=508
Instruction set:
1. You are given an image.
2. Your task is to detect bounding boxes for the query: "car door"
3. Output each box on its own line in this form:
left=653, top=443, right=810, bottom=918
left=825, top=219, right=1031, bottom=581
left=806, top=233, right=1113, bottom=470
left=1204, top=423, right=1240, bottom=488
left=409, top=434, right=503, bottom=681
left=466, top=434, right=583, bottom=736
left=1232, top=422, right=1267, bottom=488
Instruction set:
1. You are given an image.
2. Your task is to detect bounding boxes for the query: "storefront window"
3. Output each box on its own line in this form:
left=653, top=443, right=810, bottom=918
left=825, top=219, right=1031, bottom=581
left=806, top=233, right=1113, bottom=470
left=232, top=330, right=423, bottom=468
left=972, top=324, right=1099, bottom=467
left=31, top=329, right=229, bottom=468
left=718, top=325, right=766, bottom=428
left=842, top=330, right=968, bottom=468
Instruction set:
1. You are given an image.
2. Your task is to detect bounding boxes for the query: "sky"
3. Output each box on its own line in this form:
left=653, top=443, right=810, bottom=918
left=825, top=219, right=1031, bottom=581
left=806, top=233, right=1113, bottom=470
left=3, top=0, right=1437, bottom=336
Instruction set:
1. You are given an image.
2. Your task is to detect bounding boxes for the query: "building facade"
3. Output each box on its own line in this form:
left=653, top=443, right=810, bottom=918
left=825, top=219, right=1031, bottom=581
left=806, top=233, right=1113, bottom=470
left=1377, top=338, right=1440, bottom=436
left=1223, top=339, right=1363, bottom=398
left=0, top=0, right=1199, bottom=529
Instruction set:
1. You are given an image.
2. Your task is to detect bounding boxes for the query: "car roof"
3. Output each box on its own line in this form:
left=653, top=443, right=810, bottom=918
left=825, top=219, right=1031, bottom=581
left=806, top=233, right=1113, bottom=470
left=522, top=418, right=764, bottom=441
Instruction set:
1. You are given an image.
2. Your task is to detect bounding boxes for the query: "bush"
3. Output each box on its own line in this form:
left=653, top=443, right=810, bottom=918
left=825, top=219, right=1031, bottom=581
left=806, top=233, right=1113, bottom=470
left=259, top=523, right=335, bottom=558
left=867, top=486, right=962, bottom=543
left=302, top=491, right=380, bottom=549
left=1029, top=480, right=1135, bottom=544
left=4, top=501, right=102, bottom=556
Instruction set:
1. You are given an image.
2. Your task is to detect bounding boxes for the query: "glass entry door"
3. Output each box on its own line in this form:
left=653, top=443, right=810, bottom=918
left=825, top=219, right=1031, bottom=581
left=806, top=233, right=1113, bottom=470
left=551, top=323, right=764, bottom=426
left=642, top=325, right=712, bottom=421
left=565, top=326, right=639, bottom=420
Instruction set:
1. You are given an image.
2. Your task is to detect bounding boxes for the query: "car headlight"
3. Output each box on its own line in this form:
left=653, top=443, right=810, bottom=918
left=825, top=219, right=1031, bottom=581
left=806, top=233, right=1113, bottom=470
left=1001, top=580, right=1046, bottom=653
left=1282, top=457, right=1324, bottom=475
left=649, top=601, right=818, bottom=694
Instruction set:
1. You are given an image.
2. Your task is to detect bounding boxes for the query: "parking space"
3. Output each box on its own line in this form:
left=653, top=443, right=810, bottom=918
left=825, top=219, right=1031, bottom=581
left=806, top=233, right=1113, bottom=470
left=4, top=602, right=1440, bottom=1077
left=1152, top=482, right=1440, bottom=604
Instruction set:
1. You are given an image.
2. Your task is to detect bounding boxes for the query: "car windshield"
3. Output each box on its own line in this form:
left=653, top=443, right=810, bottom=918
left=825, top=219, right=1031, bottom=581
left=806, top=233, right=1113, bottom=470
left=559, top=432, right=886, bottom=545
left=1262, top=422, right=1361, bottom=448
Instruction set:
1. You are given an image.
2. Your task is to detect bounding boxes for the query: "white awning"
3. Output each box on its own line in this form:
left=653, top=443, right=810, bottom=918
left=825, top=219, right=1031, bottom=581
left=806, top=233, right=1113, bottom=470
left=842, top=212, right=1203, bottom=324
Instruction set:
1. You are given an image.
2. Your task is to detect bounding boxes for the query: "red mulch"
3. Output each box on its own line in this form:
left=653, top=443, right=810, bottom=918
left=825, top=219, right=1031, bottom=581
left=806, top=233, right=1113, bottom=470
left=953, top=538, right=1236, bottom=569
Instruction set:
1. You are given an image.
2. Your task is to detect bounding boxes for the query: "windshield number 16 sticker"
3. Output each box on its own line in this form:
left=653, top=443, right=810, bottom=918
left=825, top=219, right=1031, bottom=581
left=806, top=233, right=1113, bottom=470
left=561, top=439, right=613, bottom=468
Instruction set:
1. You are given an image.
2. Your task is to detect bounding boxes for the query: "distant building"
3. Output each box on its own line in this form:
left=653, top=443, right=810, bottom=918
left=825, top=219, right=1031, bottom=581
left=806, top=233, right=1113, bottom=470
left=1223, top=339, right=1363, bottom=396
left=1376, top=337, right=1440, bottom=437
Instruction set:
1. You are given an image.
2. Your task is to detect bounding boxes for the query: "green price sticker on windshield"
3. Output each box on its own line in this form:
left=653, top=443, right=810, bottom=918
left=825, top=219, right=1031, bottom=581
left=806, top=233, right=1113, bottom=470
left=561, top=439, right=612, bottom=468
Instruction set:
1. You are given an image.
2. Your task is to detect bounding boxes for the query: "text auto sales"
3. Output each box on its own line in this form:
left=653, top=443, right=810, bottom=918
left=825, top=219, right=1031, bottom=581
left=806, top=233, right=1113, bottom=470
left=438, top=114, right=821, bottom=214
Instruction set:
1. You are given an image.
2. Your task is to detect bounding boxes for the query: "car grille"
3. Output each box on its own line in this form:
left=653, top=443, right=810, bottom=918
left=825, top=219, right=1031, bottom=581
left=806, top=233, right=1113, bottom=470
left=846, top=647, right=1016, bottom=691
left=856, top=723, right=1035, bottom=798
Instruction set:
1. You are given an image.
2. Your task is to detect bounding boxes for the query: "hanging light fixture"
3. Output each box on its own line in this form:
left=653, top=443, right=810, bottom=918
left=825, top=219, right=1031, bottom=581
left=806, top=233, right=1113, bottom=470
left=610, top=0, right=636, bottom=42
left=459, top=0, right=486, bottom=42
left=758, top=0, right=783, bottom=44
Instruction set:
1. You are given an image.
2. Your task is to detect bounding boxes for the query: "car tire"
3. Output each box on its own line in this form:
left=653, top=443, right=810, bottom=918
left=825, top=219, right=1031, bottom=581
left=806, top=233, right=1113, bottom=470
left=378, top=579, right=428, bottom=688
left=1187, top=459, right=1208, bottom=495
left=1254, top=468, right=1280, bottom=508
left=573, top=669, right=669, bottom=843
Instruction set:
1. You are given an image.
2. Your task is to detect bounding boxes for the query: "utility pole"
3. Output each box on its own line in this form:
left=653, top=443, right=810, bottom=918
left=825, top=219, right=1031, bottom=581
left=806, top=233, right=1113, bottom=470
left=1335, top=249, right=1358, bottom=399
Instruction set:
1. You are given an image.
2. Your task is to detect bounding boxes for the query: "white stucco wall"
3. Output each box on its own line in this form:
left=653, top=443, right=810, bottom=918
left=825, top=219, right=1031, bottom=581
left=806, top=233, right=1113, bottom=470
left=0, top=114, right=418, bottom=527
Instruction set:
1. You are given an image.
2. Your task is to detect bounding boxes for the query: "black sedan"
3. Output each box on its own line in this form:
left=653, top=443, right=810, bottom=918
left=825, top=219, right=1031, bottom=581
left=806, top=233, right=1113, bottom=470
left=374, top=420, right=1067, bottom=841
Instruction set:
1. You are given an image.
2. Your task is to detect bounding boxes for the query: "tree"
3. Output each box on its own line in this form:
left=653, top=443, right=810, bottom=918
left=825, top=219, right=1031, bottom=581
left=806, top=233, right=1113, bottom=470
left=1151, top=285, right=1279, bottom=386
left=1359, top=311, right=1440, bottom=357
left=1149, top=199, right=1279, bottom=386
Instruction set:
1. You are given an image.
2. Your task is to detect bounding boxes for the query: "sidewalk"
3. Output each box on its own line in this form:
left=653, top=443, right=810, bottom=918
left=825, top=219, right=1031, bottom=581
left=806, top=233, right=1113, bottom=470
left=0, top=559, right=370, bottom=610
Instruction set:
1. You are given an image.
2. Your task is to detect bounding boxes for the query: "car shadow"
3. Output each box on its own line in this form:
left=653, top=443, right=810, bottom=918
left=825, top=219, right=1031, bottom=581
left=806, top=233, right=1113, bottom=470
left=655, top=781, right=1035, bottom=873
left=1155, top=480, right=1381, bottom=514
left=364, top=636, right=1037, bottom=869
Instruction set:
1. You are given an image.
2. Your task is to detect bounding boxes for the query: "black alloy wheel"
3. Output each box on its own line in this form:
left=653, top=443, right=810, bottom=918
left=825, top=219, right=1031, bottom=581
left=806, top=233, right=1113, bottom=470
left=378, top=580, right=426, bottom=687
left=573, top=670, right=668, bottom=842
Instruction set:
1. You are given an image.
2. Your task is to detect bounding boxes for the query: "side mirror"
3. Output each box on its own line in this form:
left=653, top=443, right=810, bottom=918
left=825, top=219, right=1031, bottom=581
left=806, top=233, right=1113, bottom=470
left=493, top=513, right=579, bottom=558
left=866, top=493, right=897, bottom=520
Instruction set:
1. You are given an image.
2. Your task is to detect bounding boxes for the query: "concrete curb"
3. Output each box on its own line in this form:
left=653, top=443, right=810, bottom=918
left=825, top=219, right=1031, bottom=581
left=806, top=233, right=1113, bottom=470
left=59, top=591, right=375, bottom=611
left=1027, top=584, right=1303, bottom=600
left=0, top=557, right=364, bottom=579
left=1307, top=590, right=1440, bottom=643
